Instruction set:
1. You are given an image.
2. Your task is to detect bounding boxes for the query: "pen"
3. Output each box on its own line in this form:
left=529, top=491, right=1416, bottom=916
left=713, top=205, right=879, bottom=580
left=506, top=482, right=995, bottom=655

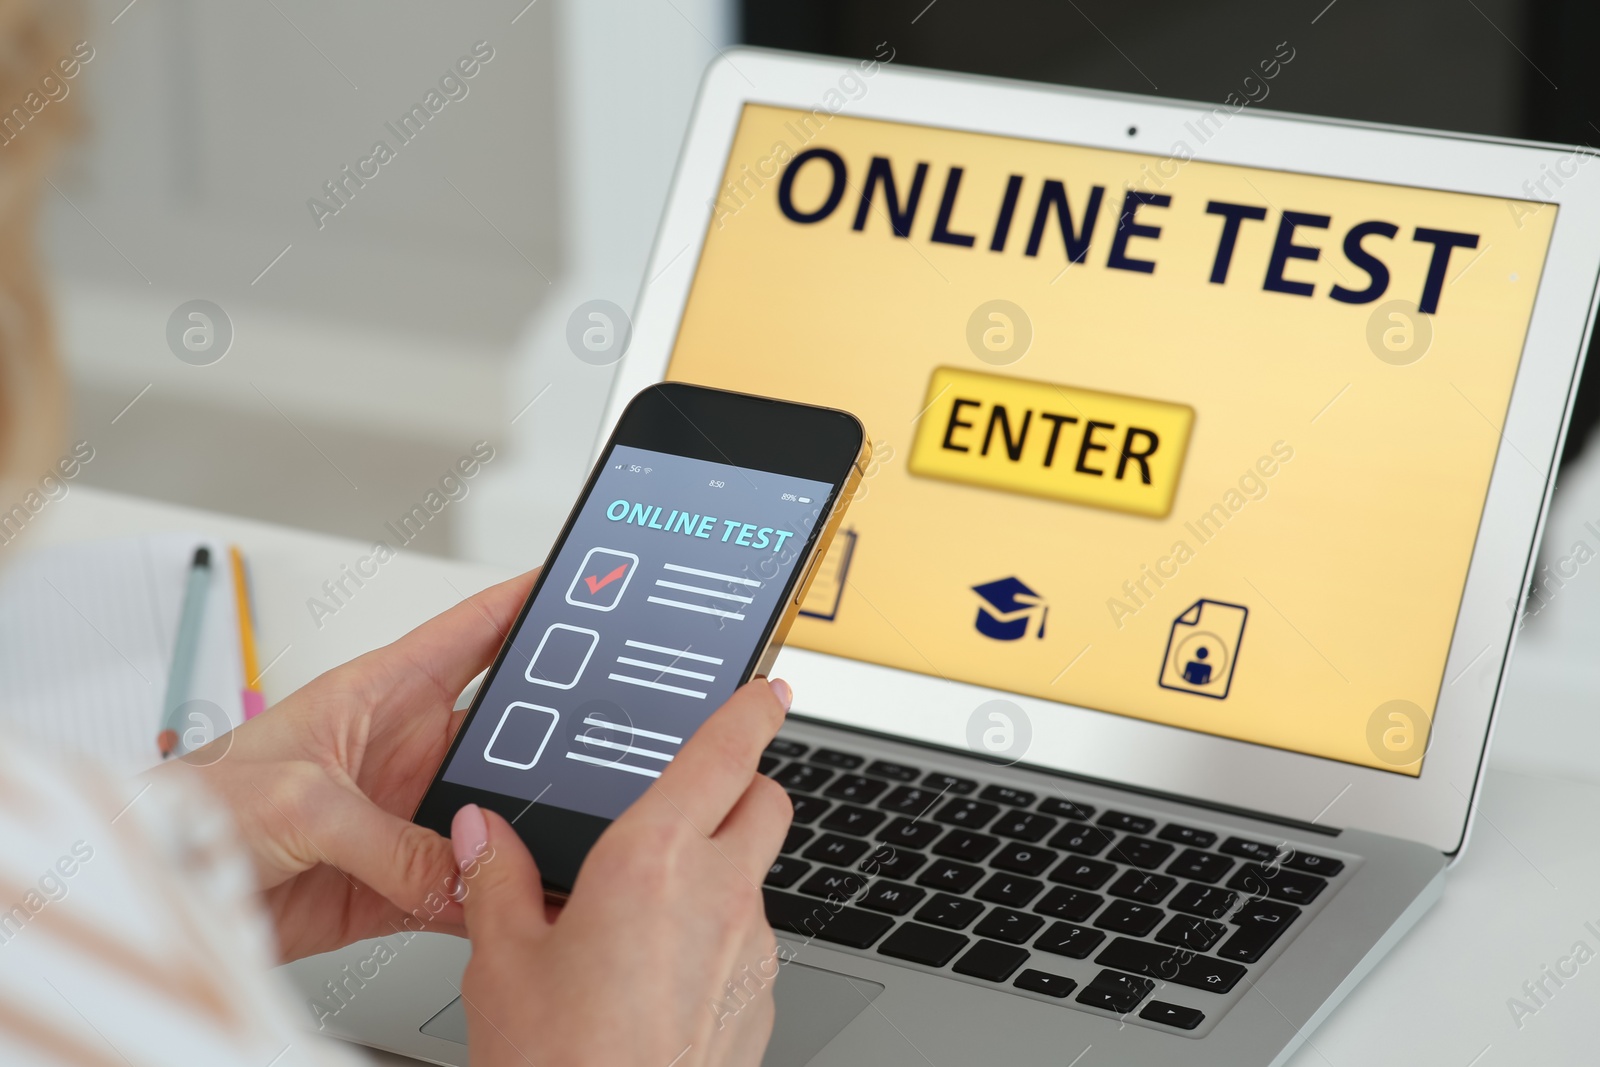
left=229, top=545, right=265, bottom=720
left=158, top=546, right=212, bottom=759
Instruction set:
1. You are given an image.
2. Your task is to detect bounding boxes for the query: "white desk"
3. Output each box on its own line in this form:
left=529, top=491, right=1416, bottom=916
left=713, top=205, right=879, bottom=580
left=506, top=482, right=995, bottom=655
left=23, top=487, right=1600, bottom=1065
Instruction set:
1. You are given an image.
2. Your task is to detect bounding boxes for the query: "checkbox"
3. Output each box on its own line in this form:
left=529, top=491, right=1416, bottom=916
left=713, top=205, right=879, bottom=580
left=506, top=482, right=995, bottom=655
left=565, top=547, right=638, bottom=611
left=525, top=623, right=599, bottom=689
left=483, top=702, right=560, bottom=770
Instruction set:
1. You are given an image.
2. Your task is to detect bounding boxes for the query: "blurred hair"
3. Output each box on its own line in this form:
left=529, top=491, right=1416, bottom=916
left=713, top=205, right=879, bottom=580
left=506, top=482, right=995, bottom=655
left=0, top=0, right=81, bottom=487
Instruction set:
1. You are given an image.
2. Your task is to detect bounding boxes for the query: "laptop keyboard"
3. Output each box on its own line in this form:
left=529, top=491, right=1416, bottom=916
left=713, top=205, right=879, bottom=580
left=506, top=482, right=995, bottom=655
left=758, top=737, right=1349, bottom=1035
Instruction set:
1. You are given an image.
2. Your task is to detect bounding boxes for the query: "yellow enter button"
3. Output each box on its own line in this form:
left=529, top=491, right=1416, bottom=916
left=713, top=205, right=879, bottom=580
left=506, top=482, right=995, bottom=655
left=908, top=367, right=1194, bottom=518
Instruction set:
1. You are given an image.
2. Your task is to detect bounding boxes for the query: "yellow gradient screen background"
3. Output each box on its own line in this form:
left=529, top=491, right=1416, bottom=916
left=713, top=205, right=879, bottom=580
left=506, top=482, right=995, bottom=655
left=667, top=105, right=1556, bottom=774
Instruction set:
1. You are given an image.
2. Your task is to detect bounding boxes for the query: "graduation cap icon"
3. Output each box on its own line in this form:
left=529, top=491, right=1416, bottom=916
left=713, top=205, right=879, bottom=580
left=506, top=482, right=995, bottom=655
left=972, top=577, right=1048, bottom=641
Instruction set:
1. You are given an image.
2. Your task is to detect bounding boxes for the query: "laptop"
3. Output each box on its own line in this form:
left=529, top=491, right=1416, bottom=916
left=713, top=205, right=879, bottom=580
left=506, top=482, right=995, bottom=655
left=283, top=48, right=1600, bottom=1065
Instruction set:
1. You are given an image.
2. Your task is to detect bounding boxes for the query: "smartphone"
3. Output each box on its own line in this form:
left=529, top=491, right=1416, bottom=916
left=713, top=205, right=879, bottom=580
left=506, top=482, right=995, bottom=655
left=414, top=382, right=867, bottom=893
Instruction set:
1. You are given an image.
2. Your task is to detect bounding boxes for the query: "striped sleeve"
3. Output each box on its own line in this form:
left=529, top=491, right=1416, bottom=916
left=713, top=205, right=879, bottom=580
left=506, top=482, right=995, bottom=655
left=0, top=739, right=364, bottom=1067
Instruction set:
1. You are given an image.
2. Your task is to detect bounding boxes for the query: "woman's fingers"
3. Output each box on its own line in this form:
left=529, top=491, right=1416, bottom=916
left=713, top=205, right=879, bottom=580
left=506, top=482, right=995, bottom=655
left=456, top=805, right=551, bottom=946
left=280, top=766, right=465, bottom=929
left=712, top=774, right=793, bottom=885
left=640, top=678, right=791, bottom=835
left=381, top=569, right=539, bottom=705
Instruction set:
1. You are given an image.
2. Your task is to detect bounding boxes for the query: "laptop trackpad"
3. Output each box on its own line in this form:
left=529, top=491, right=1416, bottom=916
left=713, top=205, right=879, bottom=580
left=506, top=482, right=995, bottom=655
left=419, top=961, right=884, bottom=1065
left=765, top=962, right=884, bottom=1067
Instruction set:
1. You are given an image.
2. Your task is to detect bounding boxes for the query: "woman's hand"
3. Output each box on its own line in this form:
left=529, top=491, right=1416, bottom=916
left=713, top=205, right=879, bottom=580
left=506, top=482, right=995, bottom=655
left=151, top=569, right=538, bottom=962
left=454, top=678, right=794, bottom=1067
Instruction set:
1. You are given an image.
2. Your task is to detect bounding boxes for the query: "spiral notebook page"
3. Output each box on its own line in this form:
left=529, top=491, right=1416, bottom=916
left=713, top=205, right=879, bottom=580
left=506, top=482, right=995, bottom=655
left=0, top=532, right=245, bottom=775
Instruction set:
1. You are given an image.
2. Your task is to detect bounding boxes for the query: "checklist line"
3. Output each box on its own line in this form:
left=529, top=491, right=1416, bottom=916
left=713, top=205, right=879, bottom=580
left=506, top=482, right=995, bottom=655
left=608, top=672, right=709, bottom=698
left=646, top=596, right=745, bottom=621
left=574, top=735, right=675, bottom=762
left=616, top=656, right=715, bottom=682
left=654, top=579, right=755, bottom=604
left=565, top=751, right=662, bottom=777
left=581, top=716, right=684, bottom=744
left=662, top=563, right=762, bottom=587
left=623, top=640, right=723, bottom=664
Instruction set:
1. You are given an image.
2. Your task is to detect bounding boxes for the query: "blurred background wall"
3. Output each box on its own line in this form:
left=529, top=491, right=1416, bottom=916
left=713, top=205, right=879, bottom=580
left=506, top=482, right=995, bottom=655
left=46, top=0, right=1600, bottom=574
left=50, top=0, right=729, bottom=563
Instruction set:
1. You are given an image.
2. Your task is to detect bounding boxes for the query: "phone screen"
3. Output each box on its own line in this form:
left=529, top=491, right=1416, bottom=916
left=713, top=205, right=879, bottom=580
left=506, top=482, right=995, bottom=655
left=438, top=443, right=834, bottom=821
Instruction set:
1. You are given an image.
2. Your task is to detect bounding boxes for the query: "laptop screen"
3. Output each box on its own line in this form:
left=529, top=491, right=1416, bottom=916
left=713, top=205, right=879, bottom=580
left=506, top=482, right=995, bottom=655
left=665, top=103, right=1558, bottom=777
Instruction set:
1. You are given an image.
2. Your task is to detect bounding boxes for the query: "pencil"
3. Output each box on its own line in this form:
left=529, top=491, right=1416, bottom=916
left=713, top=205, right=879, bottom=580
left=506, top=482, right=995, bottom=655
left=230, top=545, right=266, bottom=719
left=158, top=546, right=212, bottom=758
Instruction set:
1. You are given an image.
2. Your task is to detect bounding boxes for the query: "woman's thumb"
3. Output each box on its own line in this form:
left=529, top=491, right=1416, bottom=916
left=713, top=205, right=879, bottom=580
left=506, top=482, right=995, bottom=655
left=453, top=804, right=550, bottom=944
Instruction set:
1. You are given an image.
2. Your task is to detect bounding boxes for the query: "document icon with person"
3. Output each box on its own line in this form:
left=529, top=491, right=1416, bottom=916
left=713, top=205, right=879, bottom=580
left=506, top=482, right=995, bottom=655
left=1159, top=599, right=1248, bottom=700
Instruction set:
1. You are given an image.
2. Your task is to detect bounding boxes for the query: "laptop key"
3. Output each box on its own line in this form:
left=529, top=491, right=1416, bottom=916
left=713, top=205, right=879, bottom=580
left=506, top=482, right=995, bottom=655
left=860, top=844, right=927, bottom=881
left=821, top=804, right=886, bottom=836
left=1169, top=884, right=1237, bottom=919
left=1167, top=848, right=1235, bottom=884
left=916, top=893, right=986, bottom=930
left=775, top=764, right=834, bottom=793
left=766, top=738, right=808, bottom=759
left=1217, top=898, right=1300, bottom=962
left=1048, top=823, right=1115, bottom=856
left=1108, top=870, right=1177, bottom=905
left=1095, top=937, right=1247, bottom=994
left=975, top=873, right=1044, bottom=908
left=975, top=907, right=1045, bottom=944
left=1228, top=864, right=1327, bottom=904
left=1014, top=969, right=1076, bottom=998
left=1038, top=798, right=1095, bottom=821
left=1077, top=969, right=1154, bottom=1014
left=991, top=811, right=1057, bottom=843
left=858, top=880, right=926, bottom=916
left=758, top=754, right=781, bottom=776
left=1034, top=886, right=1103, bottom=923
left=1108, top=837, right=1175, bottom=870
left=788, top=794, right=830, bottom=824
left=1034, top=921, right=1105, bottom=959
left=1220, top=836, right=1281, bottom=862
left=824, top=774, right=889, bottom=804
left=781, top=826, right=814, bottom=855
left=1155, top=915, right=1227, bottom=952
left=878, top=817, right=941, bottom=850
left=1048, top=857, right=1116, bottom=890
left=953, top=939, right=1030, bottom=982
left=764, top=857, right=811, bottom=889
left=866, top=759, right=922, bottom=782
left=979, top=785, right=1036, bottom=807
left=933, top=829, right=1000, bottom=863
left=764, top=889, right=893, bottom=949
left=1094, top=901, right=1165, bottom=937
left=798, top=866, right=868, bottom=901
left=810, top=748, right=864, bottom=770
left=917, top=859, right=985, bottom=894
left=1283, top=850, right=1345, bottom=877
left=991, top=841, right=1058, bottom=876
left=1158, top=823, right=1218, bottom=849
left=1140, top=1000, right=1205, bottom=1030
left=1098, top=810, right=1156, bottom=835
left=879, top=786, right=941, bottom=817
left=935, top=798, right=1001, bottom=829
left=802, top=834, right=871, bottom=867
left=879, top=922, right=969, bottom=967
left=922, top=772, right=977, bottom=795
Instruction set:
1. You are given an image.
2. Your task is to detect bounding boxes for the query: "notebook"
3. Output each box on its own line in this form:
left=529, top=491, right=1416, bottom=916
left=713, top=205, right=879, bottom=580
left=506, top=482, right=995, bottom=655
left=0, top=532, right=249, bottom=775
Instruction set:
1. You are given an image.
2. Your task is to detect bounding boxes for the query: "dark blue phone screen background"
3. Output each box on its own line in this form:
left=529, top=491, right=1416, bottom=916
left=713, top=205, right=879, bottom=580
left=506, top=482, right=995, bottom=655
left=442, top=444, right=834, bottom=820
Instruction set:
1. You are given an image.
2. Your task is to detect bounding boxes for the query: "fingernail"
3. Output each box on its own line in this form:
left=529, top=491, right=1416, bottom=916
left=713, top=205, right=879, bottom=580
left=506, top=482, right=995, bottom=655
left=452, top=804, right=488, bottom=873
left=769, top=677, right=793, bottom=711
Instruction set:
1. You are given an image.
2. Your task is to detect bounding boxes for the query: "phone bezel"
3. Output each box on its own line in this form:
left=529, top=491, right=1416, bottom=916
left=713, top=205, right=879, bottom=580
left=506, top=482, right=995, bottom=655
left=414, top=381, right=865, bottom=892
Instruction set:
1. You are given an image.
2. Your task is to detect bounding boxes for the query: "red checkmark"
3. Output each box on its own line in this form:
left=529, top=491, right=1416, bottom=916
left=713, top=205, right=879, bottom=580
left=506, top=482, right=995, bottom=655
left=583, top=562, right=629, bottom=595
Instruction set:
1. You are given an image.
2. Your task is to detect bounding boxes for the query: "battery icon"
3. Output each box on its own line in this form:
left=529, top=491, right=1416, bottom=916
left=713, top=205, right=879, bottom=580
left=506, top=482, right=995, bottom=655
left=797, top=496, right=812, bottom=503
